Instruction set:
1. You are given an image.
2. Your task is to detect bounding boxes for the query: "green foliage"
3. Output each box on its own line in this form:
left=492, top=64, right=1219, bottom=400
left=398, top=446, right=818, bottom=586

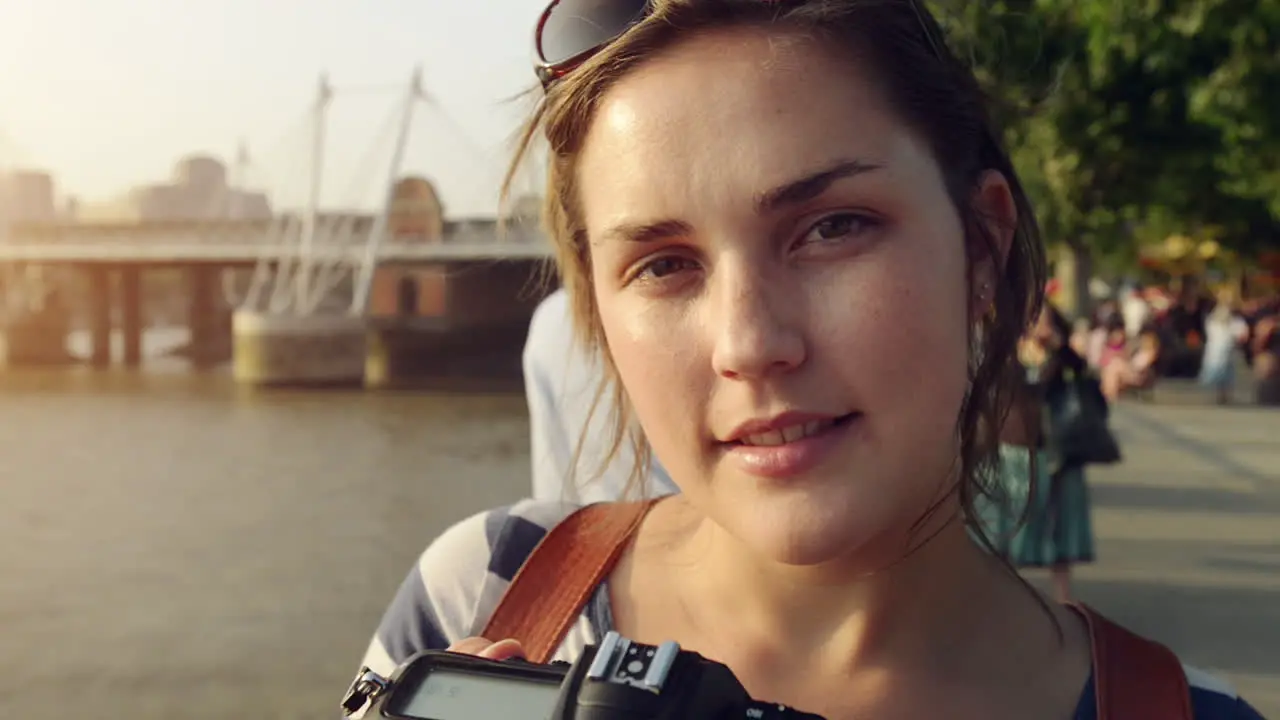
left=933, top=0, right=1280, bottom=260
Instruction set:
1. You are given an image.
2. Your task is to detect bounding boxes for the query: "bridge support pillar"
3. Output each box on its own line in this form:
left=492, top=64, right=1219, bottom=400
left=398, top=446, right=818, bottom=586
left=232, top=311, right=368, bottom=386
left=215, top=274, right=234, bottom=340
left=0, top=264, right=75, bottom=366
left=87, top=267, right=113, bottom=368
left=187, top=266, right=222, bottom=369
left=364, top=323, right=417, bottom=389
left=120, top=266, right=144, bottom=367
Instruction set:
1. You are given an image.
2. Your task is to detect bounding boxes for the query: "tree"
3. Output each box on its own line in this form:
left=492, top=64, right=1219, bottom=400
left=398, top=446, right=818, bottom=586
left=936, top=0, right=1280, bottom=300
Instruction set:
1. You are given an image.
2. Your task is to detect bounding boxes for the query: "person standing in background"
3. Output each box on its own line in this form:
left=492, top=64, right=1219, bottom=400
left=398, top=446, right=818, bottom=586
left=1199, top=289, right=1250, bottom=405
left=1252, top=301, right=1280, bottom=406
left=1121, top=284, right=1153, bottom=340
left=522, top=287, right=679, bottom=503
left=986, top=306, right=1096, bottom=603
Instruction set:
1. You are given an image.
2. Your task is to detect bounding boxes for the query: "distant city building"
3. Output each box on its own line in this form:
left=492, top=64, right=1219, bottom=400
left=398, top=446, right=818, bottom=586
left=76, top=154, right=271, bottom=223
left=368, top=185, right=542, bottom=321
left=388, top=176, right=445, bottom=241
left=0, top=170, right=58, bottom=225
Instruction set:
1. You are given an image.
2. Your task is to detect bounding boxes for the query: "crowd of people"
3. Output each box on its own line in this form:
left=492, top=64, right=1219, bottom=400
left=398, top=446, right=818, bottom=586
left=1066, top=282, right=1280, bottom=406
left=975, top=279, right=1279, bottom=603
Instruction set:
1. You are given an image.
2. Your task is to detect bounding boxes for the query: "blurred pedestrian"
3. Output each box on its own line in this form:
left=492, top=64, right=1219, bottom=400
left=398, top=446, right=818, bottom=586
left=1252, top=303, right=1280, bottom=406
left=983, top=305, right=1097, bottom=603
left=1199, top=289, right=1250, bottom=405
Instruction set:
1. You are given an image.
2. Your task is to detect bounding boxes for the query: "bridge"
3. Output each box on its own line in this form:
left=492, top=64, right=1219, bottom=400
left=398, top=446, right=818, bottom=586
left=0, top=217, right=557, bottom=377
left=0, top=218, right=553, bottom=264
left=0, top=68, right=560, bottom=385
left=0, top=241, right=550, bottom=264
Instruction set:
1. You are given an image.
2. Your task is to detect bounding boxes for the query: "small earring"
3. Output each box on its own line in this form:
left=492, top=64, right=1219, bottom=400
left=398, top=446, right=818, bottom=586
left=976, top=282, right=995, bottom=322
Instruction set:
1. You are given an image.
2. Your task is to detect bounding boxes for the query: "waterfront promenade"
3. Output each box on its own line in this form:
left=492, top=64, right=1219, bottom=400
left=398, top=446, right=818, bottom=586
left=1059, top=394, right=1280, bottom=707
left=0, top=370, right=1274, bottom=718
left=1061, top=393, right=1280, bottom=712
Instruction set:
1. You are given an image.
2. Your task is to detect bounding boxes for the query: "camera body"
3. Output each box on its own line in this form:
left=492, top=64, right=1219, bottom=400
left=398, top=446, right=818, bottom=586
left=342, top=631, right=825, bottom=720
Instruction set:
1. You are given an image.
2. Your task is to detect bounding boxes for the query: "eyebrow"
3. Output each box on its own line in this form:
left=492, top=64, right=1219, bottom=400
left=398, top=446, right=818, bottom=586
left=598, top=158, right=882, bottom=245
left=600, top=218, right=693, bottom=246
left=753, top=158, right=883, bottom=214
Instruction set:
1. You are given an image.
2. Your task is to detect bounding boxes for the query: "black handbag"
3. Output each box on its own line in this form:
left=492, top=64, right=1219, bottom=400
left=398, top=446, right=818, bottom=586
left=1048, top=370, right=1122, bottom=466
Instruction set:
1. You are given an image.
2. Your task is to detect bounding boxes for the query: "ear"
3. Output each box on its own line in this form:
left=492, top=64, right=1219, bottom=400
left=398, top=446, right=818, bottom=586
left=968, top=170, right=1017, bottom=323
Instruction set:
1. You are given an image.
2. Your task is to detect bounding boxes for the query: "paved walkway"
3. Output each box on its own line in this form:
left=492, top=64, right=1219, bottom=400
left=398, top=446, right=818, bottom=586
left=1056, top=396, right=1280, bottom=714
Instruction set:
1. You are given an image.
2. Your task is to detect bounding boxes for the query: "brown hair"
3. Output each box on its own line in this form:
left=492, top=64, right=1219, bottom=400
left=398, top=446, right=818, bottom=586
left=503, top=0, right=1047, bottom=544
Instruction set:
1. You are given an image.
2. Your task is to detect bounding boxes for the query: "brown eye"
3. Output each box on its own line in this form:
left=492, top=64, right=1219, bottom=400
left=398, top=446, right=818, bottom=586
left=637, top=255, right=696, bottom=281
left=802, top=213, right=877, bottom=246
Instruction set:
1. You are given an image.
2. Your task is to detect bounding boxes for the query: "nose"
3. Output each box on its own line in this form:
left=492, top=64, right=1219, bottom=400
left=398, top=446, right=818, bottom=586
left=709, top=262, right=807, bottom=381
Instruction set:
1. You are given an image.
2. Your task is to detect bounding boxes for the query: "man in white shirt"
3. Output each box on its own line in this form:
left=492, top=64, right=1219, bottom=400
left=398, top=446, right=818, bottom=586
left=1121, top=285, right=1153, bottom=340
left=522, top=288, right=679, bottom=504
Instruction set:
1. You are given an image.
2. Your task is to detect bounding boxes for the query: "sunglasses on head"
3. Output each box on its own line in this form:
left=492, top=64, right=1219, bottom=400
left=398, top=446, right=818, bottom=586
left=533, top=0, right=652, bottom=88
left=532, top=0, right=944, bottom=89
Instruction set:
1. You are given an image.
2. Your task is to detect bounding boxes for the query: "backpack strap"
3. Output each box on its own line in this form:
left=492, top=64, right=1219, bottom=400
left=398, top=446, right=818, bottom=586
left=1074, top=603, right=1193, bottom=720
left=481, top=500, right=658, bottom=663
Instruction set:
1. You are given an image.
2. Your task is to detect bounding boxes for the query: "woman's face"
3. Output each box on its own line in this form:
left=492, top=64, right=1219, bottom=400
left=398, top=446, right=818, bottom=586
left=578, top=29, right=1012, bottom=566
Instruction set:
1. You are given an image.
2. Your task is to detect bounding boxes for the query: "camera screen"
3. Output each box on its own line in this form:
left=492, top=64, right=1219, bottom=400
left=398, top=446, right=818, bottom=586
left=392, top=668, right=561, bottom=720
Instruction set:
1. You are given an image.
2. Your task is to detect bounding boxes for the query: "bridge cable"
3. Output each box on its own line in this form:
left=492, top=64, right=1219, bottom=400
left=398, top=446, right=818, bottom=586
left=222, top=106, right=311, bottom=311
left=216, top=105, right=316, bottom=313
left=303, top=89, right=407, bottom=314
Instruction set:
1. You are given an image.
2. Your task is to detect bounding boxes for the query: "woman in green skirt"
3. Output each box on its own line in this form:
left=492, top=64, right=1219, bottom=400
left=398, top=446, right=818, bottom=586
left=980, top=306, right=1096, bottom=603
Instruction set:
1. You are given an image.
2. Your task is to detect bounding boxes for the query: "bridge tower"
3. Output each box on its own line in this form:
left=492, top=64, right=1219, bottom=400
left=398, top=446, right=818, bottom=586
left=232, top=69, right=427, bottom=386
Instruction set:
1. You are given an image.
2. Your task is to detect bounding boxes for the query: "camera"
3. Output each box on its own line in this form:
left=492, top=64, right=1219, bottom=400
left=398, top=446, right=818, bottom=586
left=341, top=631, right=826, bottom=719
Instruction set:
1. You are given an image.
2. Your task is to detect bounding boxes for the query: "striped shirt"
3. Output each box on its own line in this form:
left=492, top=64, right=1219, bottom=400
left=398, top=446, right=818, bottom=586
left=355, top=499, right=1266, bottom=719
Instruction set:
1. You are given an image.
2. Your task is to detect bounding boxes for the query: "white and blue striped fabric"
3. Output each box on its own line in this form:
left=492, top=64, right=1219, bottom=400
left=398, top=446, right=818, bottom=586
left=354, top=499, right=1266, bottom=719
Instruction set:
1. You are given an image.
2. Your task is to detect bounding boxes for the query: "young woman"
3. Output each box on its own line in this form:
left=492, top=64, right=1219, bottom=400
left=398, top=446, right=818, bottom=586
left=353, top=1, right=1264, bottom=717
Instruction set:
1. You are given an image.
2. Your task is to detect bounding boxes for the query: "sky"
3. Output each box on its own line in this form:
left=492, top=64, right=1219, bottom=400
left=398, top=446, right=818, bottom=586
left=0, top=0, right=551, bottom=217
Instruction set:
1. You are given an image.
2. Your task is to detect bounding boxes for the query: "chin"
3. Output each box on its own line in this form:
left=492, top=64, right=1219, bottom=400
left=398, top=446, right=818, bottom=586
left=718, top=483, right=906, bottom=568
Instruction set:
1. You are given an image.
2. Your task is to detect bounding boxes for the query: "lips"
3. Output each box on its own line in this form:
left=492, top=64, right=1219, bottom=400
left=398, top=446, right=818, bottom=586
left=721, top=413, right=860, bottom=479
left=737, top=417, right=842, bottom=446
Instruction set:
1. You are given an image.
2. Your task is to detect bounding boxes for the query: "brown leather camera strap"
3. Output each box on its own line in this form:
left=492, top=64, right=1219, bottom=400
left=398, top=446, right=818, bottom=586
left=481, top=500, right=657, bottom=663
left=482, top=503, right=1192, bottom=715
left=1073, top=603, right=1193, bottom=720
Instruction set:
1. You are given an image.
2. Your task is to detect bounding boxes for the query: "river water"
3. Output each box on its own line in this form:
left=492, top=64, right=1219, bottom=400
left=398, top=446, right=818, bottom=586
left=0, top=356, right=533, bottom=719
